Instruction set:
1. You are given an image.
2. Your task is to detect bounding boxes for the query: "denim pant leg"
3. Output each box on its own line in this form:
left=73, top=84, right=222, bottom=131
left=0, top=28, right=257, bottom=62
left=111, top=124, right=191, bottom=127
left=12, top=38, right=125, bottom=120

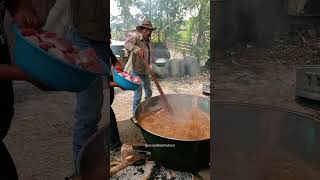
left=143, top=74, right=152, bottom=100
left=110, top=86, right=121, bottom=147
left=132, top=72, right=153, bottom=113
left=132, top=88, right=142, bottom=112
left=67, top=29, right=108, bottom=172
left=73, top=78, right=103, bottom=169
left=132, top=72, right=143, bottom=113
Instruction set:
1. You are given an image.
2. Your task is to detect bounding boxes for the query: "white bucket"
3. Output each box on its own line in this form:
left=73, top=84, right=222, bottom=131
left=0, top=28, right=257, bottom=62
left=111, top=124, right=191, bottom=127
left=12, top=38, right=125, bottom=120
left=169, top=59, right=185, bottom=77
left=185, top=56, right=200, bottom=76
left=152, top=58, right=169, bottom=78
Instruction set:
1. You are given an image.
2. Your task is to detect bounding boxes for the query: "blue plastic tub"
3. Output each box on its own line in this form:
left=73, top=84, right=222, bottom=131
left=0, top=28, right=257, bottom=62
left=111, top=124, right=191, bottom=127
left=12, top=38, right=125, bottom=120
left=113, top=69, right=142, bottom=90
left=13, top=25, right=108, bottom=92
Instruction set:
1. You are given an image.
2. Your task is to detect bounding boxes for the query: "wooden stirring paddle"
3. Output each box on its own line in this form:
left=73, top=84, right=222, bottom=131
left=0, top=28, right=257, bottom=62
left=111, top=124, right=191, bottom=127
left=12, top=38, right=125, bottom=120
left=140, top=54, right=174, bottom=113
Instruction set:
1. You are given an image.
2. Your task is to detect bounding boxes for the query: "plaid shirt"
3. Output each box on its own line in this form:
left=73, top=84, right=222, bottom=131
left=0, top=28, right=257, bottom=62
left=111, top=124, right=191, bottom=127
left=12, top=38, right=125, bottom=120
left=69, top=0, right=109, bottom=41
left=124, top=33, right=155, bottom=75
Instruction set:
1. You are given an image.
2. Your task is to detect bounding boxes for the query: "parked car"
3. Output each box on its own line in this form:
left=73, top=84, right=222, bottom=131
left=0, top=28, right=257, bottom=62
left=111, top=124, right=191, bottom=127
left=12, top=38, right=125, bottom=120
left=110, top=40, right=128, bottom=67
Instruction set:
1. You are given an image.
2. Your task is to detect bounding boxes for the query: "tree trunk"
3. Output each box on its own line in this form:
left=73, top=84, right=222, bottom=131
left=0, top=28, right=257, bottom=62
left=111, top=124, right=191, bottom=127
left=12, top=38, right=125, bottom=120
left=194, top=3, right=205, bottom=58
left=196, top=4, right=205, bottom=46
left=158, top=32, right=161, bottom=43
left=164, top=30, right=167, bottom=41
left=122, top=0, right=130, bottom=29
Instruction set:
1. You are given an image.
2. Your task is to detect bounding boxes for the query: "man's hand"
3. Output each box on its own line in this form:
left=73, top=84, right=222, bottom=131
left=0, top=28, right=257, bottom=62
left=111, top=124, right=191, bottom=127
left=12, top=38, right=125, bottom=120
left=110, top=81, right=124, bottom=90
left=138, top=49, right=144, bottom=59
left=13, top=8, right=41, bottom=29
left=18, top=67, right=56, bottom=91
left=114, top=61, right=123, bottom=71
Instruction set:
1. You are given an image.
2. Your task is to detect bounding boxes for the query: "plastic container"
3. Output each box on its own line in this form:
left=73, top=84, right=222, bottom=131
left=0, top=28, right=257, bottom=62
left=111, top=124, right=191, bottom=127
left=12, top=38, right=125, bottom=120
left=13, top=25, right=108, bottom=92
left=113, top=69, right=142, bottom=90
left=169, top=59, right=185, bottom=77
left=185, top=56, right=200, bottom=76
left=152, top=58, right=169, bottom=78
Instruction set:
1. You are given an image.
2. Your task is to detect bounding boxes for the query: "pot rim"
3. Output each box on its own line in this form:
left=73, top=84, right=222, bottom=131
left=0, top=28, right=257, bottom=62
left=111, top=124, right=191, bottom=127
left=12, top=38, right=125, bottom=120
left=134, top=94, right=211, bottom=142
left=213, top=101, right=320, bottom=122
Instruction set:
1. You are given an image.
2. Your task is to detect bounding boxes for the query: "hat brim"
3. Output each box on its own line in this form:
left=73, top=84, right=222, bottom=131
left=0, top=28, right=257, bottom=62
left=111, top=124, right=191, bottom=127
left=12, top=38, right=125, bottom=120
left=136, top=26, right=157, bottom=32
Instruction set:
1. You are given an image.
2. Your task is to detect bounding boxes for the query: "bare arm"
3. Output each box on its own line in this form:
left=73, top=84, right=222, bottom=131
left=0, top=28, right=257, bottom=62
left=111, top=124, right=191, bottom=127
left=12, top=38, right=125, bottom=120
left=0, top=64, right=54, bottom=91
left=110, top=81, right=124, bottom=90
left=6, top=0, right=40, bottom=28
left=0, top=64, right=29, bottom=81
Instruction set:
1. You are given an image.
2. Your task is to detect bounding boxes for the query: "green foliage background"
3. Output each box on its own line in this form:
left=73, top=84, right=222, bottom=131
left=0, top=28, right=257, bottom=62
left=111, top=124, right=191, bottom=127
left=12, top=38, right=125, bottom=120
left=111, top=0, right=210, bottom=62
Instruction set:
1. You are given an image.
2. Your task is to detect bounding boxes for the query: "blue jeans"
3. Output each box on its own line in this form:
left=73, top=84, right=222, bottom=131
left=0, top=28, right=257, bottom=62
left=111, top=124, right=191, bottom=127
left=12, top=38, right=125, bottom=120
left=132, top=72, right=152, bottom=113
left=110, top=84, right=121, bottom=148
left=66, top=29, right=109, bottom=173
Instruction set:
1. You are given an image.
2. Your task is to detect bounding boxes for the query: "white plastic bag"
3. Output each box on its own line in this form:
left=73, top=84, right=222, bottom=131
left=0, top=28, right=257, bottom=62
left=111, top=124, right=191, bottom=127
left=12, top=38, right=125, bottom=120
left=43, top=0, right=71, bottom=37
left=124, top=52, right=134, bottom=73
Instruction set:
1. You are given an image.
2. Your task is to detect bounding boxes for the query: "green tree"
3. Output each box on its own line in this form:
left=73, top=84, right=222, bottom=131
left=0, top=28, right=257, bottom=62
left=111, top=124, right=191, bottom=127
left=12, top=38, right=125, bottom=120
left=133, top=0, right=192, bottom=43
left=116, top=0, right=137, bottom=30
left=114, top=0, right=210, bottom=63
left=189, top=0, right=210, bottom=60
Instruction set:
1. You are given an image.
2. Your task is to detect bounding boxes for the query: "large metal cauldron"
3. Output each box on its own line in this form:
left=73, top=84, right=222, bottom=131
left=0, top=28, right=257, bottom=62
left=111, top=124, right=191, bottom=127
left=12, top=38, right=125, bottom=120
left=212, top=103, right=320, bottom=180
left=132, top=94, right=210, bottom=172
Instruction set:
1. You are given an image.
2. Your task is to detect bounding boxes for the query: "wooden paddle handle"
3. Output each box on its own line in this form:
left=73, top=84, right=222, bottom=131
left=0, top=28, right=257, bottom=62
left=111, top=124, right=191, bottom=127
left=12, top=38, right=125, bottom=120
left=141, top=57, right=174, bottom=112
left=141, top=58, right=164, bottom=96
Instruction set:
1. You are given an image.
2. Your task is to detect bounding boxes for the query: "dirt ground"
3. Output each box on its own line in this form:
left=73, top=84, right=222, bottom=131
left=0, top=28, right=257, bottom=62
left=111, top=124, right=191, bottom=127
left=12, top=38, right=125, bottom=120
left=113, top=73, right=210, bottom=121
left=4, top=71, right=209, bottom=180
left=4, top=33, right=320, bottom=179
left=214, top=35, right=320, bottom=119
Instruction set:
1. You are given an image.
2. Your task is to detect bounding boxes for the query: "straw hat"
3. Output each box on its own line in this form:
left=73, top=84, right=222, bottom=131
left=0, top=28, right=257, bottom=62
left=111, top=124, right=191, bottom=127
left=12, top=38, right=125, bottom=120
left=136, top=19, right=157, bottom=32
